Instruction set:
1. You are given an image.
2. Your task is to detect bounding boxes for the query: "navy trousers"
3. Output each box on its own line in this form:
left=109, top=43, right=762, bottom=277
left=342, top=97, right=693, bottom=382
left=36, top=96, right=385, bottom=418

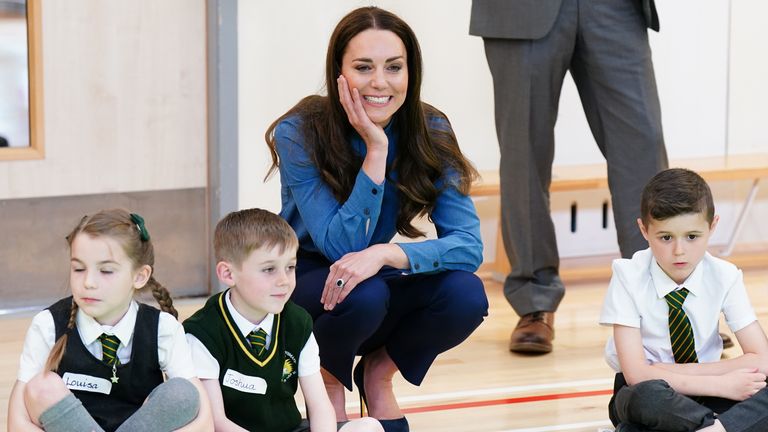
left=293, top=252, right=489, bottom=389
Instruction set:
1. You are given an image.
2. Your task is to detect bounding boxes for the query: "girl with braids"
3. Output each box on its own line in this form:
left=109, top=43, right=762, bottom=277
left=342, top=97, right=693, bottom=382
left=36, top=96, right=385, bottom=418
left=8, top=209, right=212, bottom=432
left=265, top=7, right=488, bottom=431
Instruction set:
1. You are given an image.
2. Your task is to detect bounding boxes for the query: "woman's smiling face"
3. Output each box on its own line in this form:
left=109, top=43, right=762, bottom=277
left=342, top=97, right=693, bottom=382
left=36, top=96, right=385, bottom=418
left=340, top=29, right=408, bottom=127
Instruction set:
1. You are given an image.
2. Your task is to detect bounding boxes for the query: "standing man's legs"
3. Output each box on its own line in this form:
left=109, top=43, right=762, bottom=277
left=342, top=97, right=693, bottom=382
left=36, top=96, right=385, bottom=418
left=566, top=0, right=740, bottom=356
left=482, top=0, right=577, bottom=354
left=569, top=0, right=667, bottom=259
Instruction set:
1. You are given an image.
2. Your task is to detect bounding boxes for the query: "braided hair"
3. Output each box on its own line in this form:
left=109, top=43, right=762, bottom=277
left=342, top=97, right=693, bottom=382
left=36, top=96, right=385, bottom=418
left=45, top=209, right=177, bottom=372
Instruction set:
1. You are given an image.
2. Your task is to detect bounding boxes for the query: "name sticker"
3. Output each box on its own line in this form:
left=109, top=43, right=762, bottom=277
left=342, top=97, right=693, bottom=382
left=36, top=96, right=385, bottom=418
left=222, top=369, right=268, bottom=394
left=63, top=372, right=112, bottom=395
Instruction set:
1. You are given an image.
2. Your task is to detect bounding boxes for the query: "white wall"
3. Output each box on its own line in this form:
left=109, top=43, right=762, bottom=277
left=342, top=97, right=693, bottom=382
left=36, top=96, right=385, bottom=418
left=728, top=0, right=768, bottom=154
left=238, top=0, right=768, bottom=258
left=0, top=0, right=207, bottom=200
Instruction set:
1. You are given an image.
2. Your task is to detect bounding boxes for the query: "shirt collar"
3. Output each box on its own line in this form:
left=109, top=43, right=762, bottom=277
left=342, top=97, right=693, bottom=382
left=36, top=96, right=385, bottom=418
left=77, top=300, right=138, bottom=347
left=651, top=257, right=705, bottom=298
left=225, top=290, right=274, bottom=338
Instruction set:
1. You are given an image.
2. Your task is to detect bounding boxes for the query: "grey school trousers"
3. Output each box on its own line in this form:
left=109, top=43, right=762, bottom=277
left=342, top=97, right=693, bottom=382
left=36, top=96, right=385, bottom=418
left=610, top=374, right=768, bottom=431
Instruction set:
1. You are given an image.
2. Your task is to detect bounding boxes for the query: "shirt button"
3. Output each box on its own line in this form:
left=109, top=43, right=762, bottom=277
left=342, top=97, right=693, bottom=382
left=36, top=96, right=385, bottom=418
left=414, top=264, right=420, bottom=270
left=364, top=208, right=370, bottom=216
left=372, top=188, right=378, bottom=195
left=433, top=261, right=439, bottom=268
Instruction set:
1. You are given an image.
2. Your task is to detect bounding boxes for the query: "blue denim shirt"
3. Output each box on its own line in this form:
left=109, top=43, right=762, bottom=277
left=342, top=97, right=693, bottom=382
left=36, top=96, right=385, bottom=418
left=274, top=114, right=483, bottom=274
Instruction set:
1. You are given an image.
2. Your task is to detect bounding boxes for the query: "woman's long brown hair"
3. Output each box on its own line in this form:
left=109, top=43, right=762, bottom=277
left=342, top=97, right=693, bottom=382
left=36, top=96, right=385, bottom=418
left=265, top=7, right=477, bottom=238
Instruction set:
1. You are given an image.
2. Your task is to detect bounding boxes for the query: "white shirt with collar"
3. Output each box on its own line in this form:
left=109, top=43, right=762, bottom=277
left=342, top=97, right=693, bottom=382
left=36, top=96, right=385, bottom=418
left=186, top=290, right=320, bottom=380
left=600, top=248, right=756, bottom=372
left=17, top=300, right=196, bottom=382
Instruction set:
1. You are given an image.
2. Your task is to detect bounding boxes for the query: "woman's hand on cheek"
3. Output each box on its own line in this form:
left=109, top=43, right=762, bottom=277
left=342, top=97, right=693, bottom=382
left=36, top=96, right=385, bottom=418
left=320, top=246, right=386, bottom=311
left=337, top=75, right=388, bottom=152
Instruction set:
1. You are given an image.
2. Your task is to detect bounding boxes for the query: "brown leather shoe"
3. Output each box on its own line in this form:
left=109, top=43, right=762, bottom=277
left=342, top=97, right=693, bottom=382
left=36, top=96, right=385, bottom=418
left=721, top=332, right=734, bottom=349
left=509, top=311, right=554, bottom=354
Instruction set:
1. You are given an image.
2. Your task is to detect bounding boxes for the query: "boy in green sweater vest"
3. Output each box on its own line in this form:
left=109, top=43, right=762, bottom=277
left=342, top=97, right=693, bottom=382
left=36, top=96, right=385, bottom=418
left=184, top=208, right=381, bottom=432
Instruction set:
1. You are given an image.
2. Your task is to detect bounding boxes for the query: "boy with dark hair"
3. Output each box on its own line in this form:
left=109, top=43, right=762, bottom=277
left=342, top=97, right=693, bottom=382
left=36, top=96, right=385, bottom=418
left=184, top=208, right=381, bottom=432
left=600, top=168, right=768, bottom=431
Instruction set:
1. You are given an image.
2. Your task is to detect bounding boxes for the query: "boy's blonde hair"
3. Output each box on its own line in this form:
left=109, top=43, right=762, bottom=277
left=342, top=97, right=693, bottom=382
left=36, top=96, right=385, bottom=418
left=214, top=208, right=298, bottom=267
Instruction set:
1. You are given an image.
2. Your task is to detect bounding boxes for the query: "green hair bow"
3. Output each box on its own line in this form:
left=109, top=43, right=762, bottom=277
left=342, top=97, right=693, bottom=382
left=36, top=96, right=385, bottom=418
left=129, top=213, right=151, bottom=242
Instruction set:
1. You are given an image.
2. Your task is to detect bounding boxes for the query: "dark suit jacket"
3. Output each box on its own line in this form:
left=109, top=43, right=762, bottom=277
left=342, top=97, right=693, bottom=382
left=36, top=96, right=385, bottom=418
left=469, top=0, right=659, bottom=39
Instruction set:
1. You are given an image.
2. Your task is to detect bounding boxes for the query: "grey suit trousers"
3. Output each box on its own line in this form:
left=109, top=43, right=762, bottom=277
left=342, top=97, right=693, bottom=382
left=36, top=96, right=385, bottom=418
left=480, top=0, right=668, bottom=315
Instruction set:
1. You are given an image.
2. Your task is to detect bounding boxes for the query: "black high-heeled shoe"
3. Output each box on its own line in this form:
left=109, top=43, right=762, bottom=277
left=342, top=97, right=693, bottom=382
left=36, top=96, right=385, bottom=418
left=379, top=417, right=409, bottom=432
left=353, top=360, right=367, bottom=416
left=353, top=360, right=409, bottom=432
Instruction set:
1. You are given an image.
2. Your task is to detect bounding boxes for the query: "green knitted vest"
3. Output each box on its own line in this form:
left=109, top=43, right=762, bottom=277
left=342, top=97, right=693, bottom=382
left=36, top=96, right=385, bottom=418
left=184, top=291, right=312, bottom=432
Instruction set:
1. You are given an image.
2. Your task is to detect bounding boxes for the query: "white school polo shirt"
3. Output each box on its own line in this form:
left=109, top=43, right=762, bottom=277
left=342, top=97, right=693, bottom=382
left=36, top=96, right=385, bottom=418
left=186, top=290, right=320, bottom=380
left=18, top=300, right=196, bottom=382
left=600, top=248, right=755, bottom=372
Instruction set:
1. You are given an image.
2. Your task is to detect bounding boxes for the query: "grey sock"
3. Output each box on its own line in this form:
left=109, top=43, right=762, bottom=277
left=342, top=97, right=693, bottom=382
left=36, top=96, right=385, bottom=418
left=39, top=393, right=105, bottom=432
left=116, top=377, right=200, bottom=432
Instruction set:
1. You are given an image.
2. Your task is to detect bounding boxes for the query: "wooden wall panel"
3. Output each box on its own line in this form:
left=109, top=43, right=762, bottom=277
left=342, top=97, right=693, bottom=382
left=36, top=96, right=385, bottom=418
left=0, top=188, right=208, bottom=311
left=0, top=0, right=207, bottom=200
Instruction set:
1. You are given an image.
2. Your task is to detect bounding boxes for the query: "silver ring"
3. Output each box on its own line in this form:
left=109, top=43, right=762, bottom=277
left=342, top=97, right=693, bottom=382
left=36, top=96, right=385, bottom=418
left=335, top=278, right=345, bottom=288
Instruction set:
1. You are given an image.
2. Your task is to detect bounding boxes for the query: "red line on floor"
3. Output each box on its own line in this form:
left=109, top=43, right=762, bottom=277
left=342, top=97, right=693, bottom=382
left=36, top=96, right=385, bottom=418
left=402, top=389, right=613, bottom=414
left=349, top=388, right=613, bottom=418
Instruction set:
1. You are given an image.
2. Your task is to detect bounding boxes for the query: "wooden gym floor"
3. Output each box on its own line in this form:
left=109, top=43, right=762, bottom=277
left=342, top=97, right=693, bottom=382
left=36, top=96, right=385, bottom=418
left=2, top=268, right=768, bottom=432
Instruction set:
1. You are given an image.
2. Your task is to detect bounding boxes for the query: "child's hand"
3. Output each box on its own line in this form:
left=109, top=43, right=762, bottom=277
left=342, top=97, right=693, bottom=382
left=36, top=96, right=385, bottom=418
left=719, top=368, right=766, bottom=401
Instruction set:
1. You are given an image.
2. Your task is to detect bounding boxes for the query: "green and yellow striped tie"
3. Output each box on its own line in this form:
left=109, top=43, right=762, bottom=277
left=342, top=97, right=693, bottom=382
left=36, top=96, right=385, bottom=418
left=665, top=288, right=698, bottom=364
left=248, top=328, right=268, bottom=357
left=99, top=334, right=121, bottom=366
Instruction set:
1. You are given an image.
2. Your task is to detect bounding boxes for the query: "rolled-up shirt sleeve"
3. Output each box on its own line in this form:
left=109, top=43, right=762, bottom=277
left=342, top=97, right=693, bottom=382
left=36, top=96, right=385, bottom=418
left=297, top=333, right=320, bottom=377
left=185, top=333, right=221, bottom=380
left=599, top=261, right=642, bottom=329
left=158, top=314, right=197, bottom=379
left=17, top=310, right=56, bottom=383
left=721, top=269, right=756, bottom=332
left=275, top=120, right=384, bottom=261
